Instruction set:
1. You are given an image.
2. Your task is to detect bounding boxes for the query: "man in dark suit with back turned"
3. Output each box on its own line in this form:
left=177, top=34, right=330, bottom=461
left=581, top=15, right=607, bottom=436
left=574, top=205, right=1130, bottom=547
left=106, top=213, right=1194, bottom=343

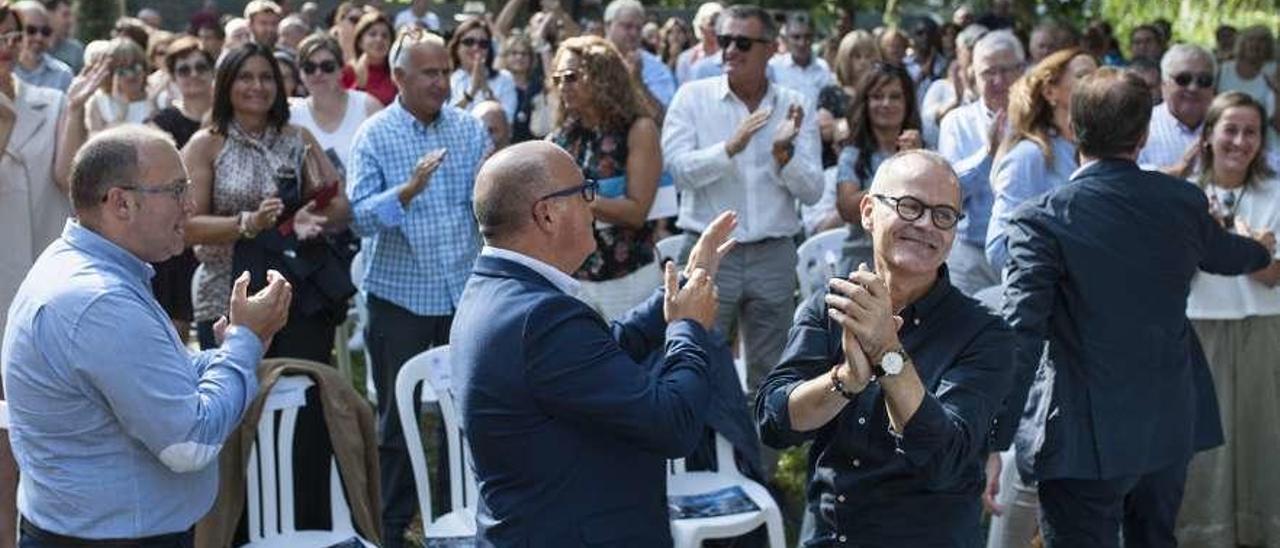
left=998, top=67, right=1276, bottom=547
left=451, top=140, right=739, bottom=546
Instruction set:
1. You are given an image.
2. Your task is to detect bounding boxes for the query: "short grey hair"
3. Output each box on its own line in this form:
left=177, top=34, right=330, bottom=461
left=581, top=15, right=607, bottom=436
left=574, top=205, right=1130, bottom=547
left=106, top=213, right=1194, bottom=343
left=11, top=0, right=47, bottom=18
left=391, top=28, right=446, bottom=70
left=244, top=0, right=282, bottom=19
left=603, top=0, right=644, bottom=24
left=716, top=4, right=777, bottom=42
left=956, top=24, right=989, bottom=51
left=70, top=124, right=176, bottom=212
left=972, top=29, right=1025, bottom=63
left=1160, top=43, right=1217, bottom=81
left=691, top=2, right=723, bottom=41
left=279, top=14, right=308, bottom=33
left=868, top=149, right=960, bottom=199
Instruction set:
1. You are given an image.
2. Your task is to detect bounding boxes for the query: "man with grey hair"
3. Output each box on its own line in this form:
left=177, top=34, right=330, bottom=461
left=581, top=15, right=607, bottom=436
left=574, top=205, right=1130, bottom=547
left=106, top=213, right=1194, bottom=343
left=768, top=14, right=835, bottom=106
left=664, top=3, right=823, bottom=403
left=2, top=125, right=291, bottom=544
left=1137, top=44, right=1217, bottom=170
left=11, top=1, right=72, bottom=92
left=346, top=29, right=491, bottom=548
left=758, top=149, right=1014, bottom=546
left=604, top=0, right=675, bottom=106
left=276, top=14, right=309, bottom=55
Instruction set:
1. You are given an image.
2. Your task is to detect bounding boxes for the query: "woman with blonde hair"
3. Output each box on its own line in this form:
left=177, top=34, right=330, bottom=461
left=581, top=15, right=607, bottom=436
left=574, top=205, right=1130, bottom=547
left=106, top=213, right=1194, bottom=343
left=85, top=37, right=155, bottom=134
left=547, top=35, right=662, bottom=320
left=980, top=47, right=1099, bottom=548
left=816, top=29, right=878, bottom=165
left=1179, top=91, right=1280, bottom=548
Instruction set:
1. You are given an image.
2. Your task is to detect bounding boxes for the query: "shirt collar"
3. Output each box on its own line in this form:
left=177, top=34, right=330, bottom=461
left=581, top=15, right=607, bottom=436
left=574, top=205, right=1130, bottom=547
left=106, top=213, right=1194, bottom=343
left=393, top=97, right=446, bottom=134
left=717, top=75, right=776, bottom=106
left=1159, top=103, right=1201, bottom=135
left=480, top=246, right=581, bottom=296
left=61, top=219, right=156, bottom=284
left=897, top=264, right=954, bottom=329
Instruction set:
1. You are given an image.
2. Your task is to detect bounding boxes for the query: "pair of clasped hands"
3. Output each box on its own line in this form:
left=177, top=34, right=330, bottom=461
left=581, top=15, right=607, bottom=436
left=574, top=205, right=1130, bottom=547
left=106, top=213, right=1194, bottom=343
left=824, top=263, right=903, bottom=395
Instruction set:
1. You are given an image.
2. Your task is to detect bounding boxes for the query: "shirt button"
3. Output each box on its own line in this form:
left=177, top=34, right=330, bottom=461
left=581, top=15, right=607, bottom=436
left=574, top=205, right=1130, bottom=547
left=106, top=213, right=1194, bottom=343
left=839, top=534, right=848, bottom=543
left=857, top=416, right=866, bottom=425
left=837, top=494, right=846, bottom=503
left=914, top=318, right=921, bottom=325
left=852, top=458, right=861, bottom=467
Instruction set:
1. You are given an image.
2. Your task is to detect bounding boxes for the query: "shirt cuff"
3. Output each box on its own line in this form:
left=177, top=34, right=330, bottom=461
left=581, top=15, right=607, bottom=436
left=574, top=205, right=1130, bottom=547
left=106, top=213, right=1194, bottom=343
left=220, top=325, right=265, bottom=409
left=895, top=394, right=950, bottom=467
left=369, top=186, right=408, bottom=229
left=769, top=379, right=806, bottom=433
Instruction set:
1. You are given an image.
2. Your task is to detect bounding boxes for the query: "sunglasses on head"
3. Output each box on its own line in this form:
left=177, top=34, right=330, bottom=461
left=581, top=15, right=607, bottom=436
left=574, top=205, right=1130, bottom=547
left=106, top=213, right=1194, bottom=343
left=716, top=34, right=770, bottom=52
left=173, top=61, right=211, bottom=78
left=1171, top=72, right=1214, bottom=89
left=460, top=37, right=491, bottom=49
left=24, top=25, right=52, bottom=37
left=301, top=59, right=340, bottom=75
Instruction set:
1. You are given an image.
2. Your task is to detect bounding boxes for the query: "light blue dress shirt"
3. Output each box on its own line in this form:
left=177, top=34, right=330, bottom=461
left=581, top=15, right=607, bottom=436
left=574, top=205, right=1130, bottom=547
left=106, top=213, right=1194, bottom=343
left=985, top=135, right=1079, bottom=269
left=346, top=99, right=492, bottom=316
left=1, top=221, right=263, bottom=538
left=640, top=50, right=676, bottom=107
left=955, top=146, right=994, bottom=248
left=12, top=54, right=73, bottom=92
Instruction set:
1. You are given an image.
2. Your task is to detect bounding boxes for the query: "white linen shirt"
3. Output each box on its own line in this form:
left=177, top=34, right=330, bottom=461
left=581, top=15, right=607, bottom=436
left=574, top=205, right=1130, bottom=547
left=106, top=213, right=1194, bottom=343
left=661, top=75, right=824, bottom=243
left=449, top=68, right=518, bottom=124
left=1187, top=177, right=1280, bottom=320
left=937, top=100, right=995, bottom=165
left=768, top=54, right=836, bottom=106
left=1137, top=102, right=1200, bottom=170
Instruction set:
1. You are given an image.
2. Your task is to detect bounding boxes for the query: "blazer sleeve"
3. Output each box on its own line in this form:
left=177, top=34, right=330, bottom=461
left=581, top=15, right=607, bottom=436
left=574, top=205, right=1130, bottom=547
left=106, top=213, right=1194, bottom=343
left=524, top=294, right=714, bottom=457
left=1194, top=191, right=1272, bottom=275
left=608, top=287, right=670, bottom=365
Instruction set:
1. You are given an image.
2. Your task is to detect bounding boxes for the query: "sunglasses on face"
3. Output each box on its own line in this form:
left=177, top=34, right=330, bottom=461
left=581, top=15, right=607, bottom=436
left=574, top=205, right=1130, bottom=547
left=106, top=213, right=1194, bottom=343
left=114, top=64, right=144, bottom=78
left=716, top=34, right=770, bottom=52
left=301, top=59, right=340, bottom=75
left=460, top=37, right=491, bottom=49
left=1171, top=72, right=1214, bottom=89
left=872, top=193, right=964, bottom=230
left=346, top=15, right=361, bottom=24
left=173, top=61, right=211, bottom=78
left=24, top=25, right=52, bottom=37
left=551, top=70, right=579, bottom=86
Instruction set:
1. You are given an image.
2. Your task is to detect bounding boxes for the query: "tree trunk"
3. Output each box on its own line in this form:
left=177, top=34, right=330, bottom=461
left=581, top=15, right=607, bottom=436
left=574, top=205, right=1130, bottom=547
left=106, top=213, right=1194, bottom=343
left=74, top=0, right=125, bottom=44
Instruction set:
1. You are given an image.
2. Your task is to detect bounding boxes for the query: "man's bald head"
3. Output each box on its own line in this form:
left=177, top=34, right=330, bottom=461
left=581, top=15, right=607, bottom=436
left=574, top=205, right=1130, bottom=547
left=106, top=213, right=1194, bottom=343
left=473, top=141, right=580, bottom=243
left=868, top=150, right=961, bottom=206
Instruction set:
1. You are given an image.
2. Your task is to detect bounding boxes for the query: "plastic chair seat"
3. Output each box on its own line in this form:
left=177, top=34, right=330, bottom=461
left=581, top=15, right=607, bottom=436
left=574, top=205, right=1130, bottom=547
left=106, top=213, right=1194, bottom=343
left=240, top=530, right=377, bottom=548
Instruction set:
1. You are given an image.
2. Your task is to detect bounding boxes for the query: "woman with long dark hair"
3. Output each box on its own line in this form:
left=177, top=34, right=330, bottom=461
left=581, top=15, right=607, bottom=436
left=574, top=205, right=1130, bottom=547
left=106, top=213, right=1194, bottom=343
left=449, top=17, right=517, bottom=123
left=183, top=43, right=349, bottom=360
left=834, top=63, right=921, bottom=272
left=547, top=35, right=662, bottom=320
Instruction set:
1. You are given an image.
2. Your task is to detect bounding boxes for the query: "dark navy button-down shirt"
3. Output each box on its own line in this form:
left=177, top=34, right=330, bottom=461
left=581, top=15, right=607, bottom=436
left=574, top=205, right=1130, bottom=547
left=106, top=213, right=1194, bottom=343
left=756, top=266, right=1013, bottom=547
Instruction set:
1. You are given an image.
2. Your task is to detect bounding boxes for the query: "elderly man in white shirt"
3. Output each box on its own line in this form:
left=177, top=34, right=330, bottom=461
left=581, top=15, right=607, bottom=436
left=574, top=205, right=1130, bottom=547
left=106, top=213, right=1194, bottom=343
left=663, top=4, right=823, bottom=400
left=768, top=15, right=835, bottom=106
left=1137, top=44, right=1217, bottom=170
left=604, top=0, right=676, bottom=107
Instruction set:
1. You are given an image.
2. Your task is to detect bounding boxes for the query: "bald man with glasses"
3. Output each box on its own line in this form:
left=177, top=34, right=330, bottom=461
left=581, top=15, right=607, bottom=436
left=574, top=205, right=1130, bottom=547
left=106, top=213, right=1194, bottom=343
left=757, top=149, right=1014, bottom=547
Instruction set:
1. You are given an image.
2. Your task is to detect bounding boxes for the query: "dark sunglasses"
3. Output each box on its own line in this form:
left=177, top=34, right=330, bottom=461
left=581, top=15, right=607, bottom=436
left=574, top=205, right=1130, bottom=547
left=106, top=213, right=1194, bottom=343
left=1171, top=72, right=1214, bottom=89
left=872, top=193, right=964, bottom=230
left=460, top=37, right=492, bottom=49
left=716, top=34, right=770, bottom=52
left=301, top=59, right=340, bottom=75
left=24, top=25, right=52, bottom=37
left=536, top=179, right=598, bottom=204
left=173, top=61, right=211, bottom=78
left=346, top=15, right=361, bottom=24
left=551, top=70, right=579, bottom=86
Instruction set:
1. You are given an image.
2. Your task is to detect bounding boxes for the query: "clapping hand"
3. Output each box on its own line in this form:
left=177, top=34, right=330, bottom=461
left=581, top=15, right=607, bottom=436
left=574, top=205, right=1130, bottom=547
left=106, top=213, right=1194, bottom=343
left=663, top=262, right=718, bottom=329
left=773, top=103, right=803, bottom=151
left=682, top=210, right=738, bottom=280
left=67, top=57, right=112, bottom=111
left=401, top=148, right=447, bottom=204
left=228, top=270, right=293, bottom=347
left=1236, top=218, right=1277, bottom=254
left=896, top=129, right=923, bottom=151
left=825, top=264, right=902, bottom=362
left=293, top=201, right=328, bottom=240
left=726, top=108, right=772, bottom=157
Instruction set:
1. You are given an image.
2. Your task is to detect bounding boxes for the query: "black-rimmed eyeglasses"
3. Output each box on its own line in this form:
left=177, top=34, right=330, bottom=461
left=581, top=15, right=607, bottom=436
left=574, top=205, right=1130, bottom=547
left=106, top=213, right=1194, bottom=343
left=537, top=179, right=598, bottom=204
left=872, top=193, right=964, bottom=230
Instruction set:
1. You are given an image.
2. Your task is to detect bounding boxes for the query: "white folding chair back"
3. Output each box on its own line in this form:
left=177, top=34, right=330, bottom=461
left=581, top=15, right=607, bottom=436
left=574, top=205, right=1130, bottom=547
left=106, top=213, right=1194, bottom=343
left=667, top=434, right=785, bottom=548
left=348, top=251, right=378, bottom=405
left=655, top=235, right=685, bottom=268
left=243, top=375, right=376, bottom=547
left=395, top=346, right=477, bottom=540
left=796, top=227, right=848, bottom=300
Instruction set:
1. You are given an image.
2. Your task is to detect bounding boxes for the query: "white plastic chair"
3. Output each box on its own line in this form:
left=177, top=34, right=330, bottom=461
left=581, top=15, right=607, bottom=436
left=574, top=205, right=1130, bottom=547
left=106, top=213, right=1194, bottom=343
left=655, top=235, right=685, bottom=267
left=796, top=227, right=848, bottom=300
left=243, top=376, right=376, bottom=547
left=395, top=346, right=477, bottom=541
left=667, top=434, right=785, bottom=547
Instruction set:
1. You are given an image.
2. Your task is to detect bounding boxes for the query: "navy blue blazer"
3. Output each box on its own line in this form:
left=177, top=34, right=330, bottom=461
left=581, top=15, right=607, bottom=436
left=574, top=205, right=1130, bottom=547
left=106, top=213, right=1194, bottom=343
left=451, top=254, right=714, bottom=547
left=999, top=159, right=1270, bottom=482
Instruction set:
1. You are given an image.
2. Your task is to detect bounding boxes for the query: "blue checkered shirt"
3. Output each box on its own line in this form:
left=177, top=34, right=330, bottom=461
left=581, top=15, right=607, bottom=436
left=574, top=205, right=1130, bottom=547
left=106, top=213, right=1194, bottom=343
left=347, top=100, right=492, bottom=316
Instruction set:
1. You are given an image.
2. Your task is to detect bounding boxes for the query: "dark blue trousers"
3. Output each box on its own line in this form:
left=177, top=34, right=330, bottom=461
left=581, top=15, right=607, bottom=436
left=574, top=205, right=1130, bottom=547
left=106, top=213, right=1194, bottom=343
left=1039, top=459, right=1189, bottom=548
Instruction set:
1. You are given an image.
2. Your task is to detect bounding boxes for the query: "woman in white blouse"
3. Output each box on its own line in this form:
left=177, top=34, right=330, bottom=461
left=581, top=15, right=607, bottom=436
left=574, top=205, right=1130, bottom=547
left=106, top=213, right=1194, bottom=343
left=289, top=33, right=381, bottom=179
left=1179, top=91, right=1280, bottom=548
left=86, top=38, right=154, bottom=134
left=448, top=18, right=517, bottom=124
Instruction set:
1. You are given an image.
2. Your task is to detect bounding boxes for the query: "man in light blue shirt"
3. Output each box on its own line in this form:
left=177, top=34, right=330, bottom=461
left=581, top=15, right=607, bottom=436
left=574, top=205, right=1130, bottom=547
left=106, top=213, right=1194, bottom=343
left=1, top=125, right=290, bottom=543
left=11, top=2, right=72, bottom=92
left=603, top=0, right=675, bottom=107
left=345, top=30, right=491, bottom=548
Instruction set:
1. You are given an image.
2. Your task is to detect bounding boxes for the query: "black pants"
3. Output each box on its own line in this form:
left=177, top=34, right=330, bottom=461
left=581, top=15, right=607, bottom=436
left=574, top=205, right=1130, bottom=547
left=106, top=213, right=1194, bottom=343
left=366, top=295, right=452, bottom=548
left=1039, top=458, right=1189, bottom=548
left=196, top=312, right=335, bottom=365
left=19, top=518, right=192, bottom=548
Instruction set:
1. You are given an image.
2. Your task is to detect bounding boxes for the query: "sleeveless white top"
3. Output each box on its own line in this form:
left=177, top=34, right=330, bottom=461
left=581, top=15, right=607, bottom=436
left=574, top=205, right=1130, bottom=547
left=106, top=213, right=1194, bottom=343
left=288, top=90, right=372, bottom=178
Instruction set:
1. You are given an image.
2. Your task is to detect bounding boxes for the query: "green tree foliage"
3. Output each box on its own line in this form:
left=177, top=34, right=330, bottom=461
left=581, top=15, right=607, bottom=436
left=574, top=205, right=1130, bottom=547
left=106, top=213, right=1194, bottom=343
left=74, top=0, right=126, bottom=43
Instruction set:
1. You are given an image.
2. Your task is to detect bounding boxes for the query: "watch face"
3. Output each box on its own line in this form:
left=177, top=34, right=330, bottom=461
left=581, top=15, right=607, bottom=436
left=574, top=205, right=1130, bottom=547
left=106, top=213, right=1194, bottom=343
left=881, top=351, right=905, bottom=375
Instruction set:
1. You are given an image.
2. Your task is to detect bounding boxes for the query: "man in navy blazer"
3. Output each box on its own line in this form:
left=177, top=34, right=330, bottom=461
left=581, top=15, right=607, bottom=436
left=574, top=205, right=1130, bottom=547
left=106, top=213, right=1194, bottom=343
left=998, top=68, right=1276, bottom=547
left=451, top=140, right=739, bottom=546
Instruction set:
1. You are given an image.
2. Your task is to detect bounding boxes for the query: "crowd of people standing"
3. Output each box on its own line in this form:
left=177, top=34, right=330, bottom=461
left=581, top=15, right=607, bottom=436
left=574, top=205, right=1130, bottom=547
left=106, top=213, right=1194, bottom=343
left=2, top=0, right=1280, bottom=546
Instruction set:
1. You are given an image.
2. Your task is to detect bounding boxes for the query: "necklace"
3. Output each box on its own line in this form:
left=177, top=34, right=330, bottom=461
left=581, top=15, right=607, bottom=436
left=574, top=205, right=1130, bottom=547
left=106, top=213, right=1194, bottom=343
left=1209, top=181, right=1245, bottom=229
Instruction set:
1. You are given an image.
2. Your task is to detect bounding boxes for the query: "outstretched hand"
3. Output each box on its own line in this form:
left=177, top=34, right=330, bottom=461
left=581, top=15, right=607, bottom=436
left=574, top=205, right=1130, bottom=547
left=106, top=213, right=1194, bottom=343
left=682, top=210, right=738, bottom=280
